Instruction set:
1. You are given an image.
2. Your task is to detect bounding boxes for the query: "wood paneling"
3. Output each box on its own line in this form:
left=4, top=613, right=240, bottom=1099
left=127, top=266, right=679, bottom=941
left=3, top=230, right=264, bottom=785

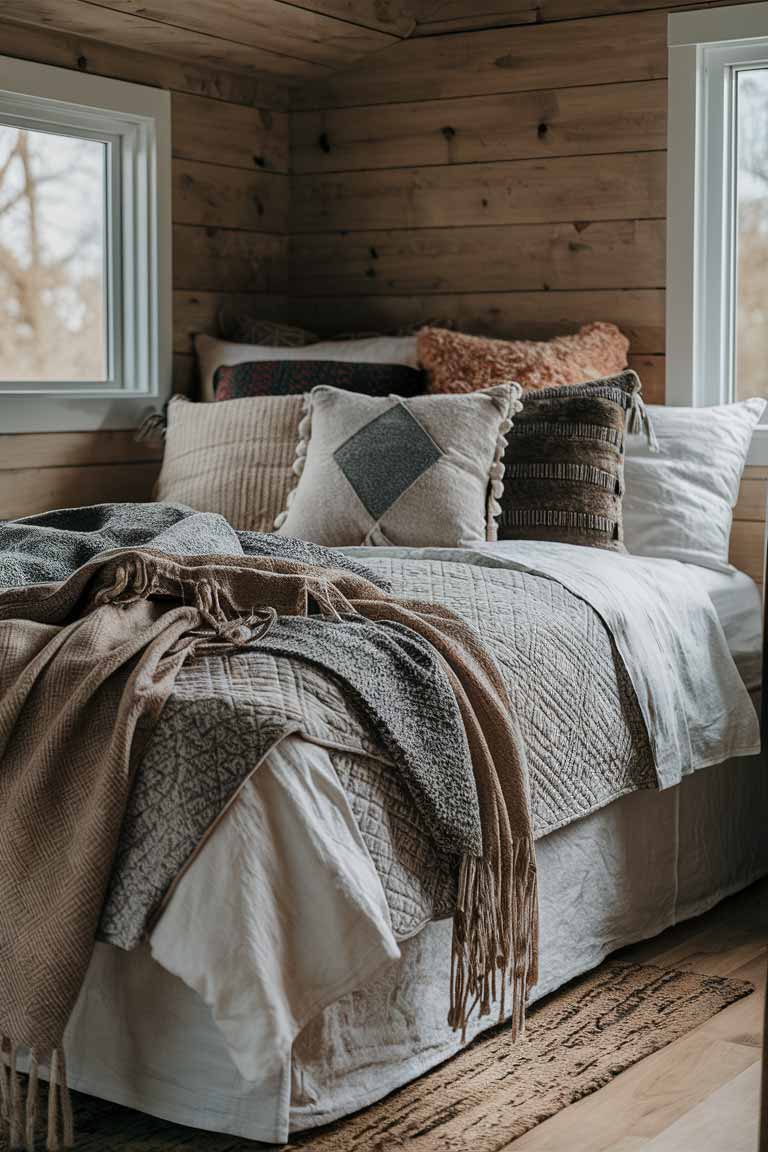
left=172, top=93, right=289, bottom=171
left=294, top=10, right=668, bottom=108
left=294, top=152, right=665, bottom=231
left=173, top=226, right=288, bottom=292
left=293, top=220, right=665, bottom=295
left=289, top=0, right=768, bottom=583
left=290, top=289, right=666, bottom=352
left=0, top=431, right=163, bottom=519
left=292, top=79, right=667, bottom=173
left=172, top=161, right=289, bottom=232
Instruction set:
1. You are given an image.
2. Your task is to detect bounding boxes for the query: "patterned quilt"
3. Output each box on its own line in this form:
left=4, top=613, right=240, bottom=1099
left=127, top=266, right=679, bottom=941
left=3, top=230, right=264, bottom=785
left=99, top=557, right=654, bottom=945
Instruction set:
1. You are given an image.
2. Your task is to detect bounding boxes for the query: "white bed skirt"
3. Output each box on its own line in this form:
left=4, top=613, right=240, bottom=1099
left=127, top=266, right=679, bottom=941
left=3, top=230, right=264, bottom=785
left=59, top=744, right=768, bottom=1142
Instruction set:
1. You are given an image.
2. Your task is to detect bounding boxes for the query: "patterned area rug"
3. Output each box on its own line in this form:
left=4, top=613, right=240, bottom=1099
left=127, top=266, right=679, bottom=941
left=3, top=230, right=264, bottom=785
left=1, top=960, right=753, bottom=1151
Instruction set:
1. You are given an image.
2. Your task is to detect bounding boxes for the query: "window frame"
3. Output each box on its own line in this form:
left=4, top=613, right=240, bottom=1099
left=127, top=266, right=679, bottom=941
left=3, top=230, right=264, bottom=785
left=0, top=55, right=172, bottom=432
left=668, top=2, right=768, bottom=463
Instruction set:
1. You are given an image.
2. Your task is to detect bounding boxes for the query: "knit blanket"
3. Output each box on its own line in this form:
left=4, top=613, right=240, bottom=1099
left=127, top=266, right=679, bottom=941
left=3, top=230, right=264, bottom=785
left=0, top=510, right=537, bottom=1150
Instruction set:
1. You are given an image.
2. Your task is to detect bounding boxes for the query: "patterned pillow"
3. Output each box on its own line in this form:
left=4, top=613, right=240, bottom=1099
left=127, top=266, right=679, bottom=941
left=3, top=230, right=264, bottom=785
left=276, top=384, right=519, bottom=548
left=418, top=322, right=629, bottom=394
left=155, top=395, right=304, bottom=533
left=217, top=312, right=317, bottom=347
left=500, top=371, right=648, bottom=551
left=214, top=359, right=426, bottom=400
left=195, top=332, right=419, bottom=402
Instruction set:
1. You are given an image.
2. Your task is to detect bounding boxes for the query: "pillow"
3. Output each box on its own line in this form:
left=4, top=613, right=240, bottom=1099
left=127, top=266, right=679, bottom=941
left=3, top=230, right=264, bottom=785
left=418, top=322, right=629, bottom=394
left=276, top=384, right=519, bottom=548
left=623, top=399, right=766, bottom=571
left=155, top=394, right=303, bottom=532
left=216, top=312, right=317, bottom=347
left=214, top=359, right=425, bottom=400
left=500, top=371, right=645, bottom=551
left=195, top=333, right=419, bottom=403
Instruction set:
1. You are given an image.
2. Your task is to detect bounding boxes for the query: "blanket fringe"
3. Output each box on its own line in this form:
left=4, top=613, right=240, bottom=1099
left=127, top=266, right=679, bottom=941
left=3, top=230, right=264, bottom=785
left=0, top=1040, right=73, bottom=1151
left=449, top=837, right=538, bottom=1043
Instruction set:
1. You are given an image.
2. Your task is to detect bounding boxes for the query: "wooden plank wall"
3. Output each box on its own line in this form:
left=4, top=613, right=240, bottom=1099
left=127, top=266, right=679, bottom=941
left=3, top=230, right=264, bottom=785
left=0, top=19, right=291, bottom=518
left=289, top=0, right=766, bottom=582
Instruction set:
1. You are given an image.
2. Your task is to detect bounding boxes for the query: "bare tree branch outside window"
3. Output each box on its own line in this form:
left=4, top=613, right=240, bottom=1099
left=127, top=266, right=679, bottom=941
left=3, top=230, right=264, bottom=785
left=0, top=125, right=106, bottom=382
left=736, top=70, right=768, bottom=401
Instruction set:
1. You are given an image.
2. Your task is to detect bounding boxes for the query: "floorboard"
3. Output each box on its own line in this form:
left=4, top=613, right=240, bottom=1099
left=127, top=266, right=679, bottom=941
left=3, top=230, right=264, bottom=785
left=505, top=877, right=768, bottom=1151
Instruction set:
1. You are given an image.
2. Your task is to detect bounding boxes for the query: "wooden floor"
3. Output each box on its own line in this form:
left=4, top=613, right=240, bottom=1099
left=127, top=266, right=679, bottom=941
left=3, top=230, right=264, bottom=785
left=505, top=876, right=768, bottom=1151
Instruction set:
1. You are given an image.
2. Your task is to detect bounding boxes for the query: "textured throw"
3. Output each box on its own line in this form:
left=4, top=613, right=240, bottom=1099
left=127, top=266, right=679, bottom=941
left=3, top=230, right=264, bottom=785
left=0, top=523, right=537, bottom=1149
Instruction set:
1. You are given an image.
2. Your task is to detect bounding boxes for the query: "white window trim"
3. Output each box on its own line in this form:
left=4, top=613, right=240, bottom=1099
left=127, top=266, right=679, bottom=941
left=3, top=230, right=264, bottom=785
left=667, top=1, right=768, bottom=463
left=0, top=55, right=172, bottom=432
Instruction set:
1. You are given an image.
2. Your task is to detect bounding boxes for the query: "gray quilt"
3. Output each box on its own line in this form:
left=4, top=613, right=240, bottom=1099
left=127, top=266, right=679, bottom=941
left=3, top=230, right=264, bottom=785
left=99, top=554, right=655, bottom=945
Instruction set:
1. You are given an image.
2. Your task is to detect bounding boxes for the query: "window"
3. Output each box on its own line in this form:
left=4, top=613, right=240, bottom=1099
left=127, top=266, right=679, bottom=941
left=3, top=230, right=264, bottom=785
left=668, top=3, right=768, bottom=462
left=0, top=56, right=171, bottom=432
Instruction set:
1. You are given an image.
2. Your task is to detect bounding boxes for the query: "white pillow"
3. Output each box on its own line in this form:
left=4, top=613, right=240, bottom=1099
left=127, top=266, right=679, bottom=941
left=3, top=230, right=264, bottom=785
left=623, top=399, right=766, bottom=571
left=194, top=332, right=419, bottom=402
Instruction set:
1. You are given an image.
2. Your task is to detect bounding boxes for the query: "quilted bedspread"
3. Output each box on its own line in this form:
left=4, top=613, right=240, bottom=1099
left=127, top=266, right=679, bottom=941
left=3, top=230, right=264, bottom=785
left=99, top=556, right=654, bottom=946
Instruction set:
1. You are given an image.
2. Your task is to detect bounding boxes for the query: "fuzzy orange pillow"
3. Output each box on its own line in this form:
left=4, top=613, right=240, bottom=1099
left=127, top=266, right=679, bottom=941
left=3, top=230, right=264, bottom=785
left=418, top=322, right=630, bottom=394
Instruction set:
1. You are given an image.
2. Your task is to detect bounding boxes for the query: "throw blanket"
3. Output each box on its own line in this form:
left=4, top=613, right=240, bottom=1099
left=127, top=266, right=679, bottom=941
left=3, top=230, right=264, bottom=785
left=0, top=514, right=537, bottom=1150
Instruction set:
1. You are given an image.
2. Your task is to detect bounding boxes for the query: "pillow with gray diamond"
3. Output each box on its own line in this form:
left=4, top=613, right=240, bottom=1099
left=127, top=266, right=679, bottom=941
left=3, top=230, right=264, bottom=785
left=275, top=383, right=520, bottom=547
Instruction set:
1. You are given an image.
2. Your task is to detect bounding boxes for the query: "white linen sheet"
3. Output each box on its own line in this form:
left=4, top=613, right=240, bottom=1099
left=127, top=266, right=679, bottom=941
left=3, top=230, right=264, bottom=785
left=693, top=565, right=762, bottom=690
left=348, top=542, right=761, bottom=786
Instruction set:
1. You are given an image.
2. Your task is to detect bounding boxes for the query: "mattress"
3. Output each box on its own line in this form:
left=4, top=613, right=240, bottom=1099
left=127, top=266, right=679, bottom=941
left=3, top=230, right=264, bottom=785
left=56, top=561, right=766, bottom=1141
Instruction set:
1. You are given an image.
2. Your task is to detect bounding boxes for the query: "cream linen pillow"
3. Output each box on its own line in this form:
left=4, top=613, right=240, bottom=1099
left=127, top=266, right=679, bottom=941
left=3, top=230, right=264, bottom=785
left=623, top=399, right=766, bottom=571
left=276, top=384, right=519, bottom=548
left=155, top=394, right=304, bottom=532
left=195, top=332, right=419, bottom=402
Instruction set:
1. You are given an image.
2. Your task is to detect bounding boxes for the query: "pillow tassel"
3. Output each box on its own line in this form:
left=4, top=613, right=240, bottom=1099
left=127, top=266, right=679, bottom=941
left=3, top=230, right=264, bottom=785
left=627, top=393, right=659, bottom=452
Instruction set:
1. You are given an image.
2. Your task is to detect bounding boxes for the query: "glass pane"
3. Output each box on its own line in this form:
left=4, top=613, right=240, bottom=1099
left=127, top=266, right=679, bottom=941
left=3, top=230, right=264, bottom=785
left=0, top=124, right=106, bottom=382
left=735, top=69, right=768, bottom=401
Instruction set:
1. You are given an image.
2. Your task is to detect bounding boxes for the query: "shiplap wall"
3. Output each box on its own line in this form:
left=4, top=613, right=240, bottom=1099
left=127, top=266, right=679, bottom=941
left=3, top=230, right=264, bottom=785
left=290, top=7, right=674, bottom=398
left=0, top=19, right=291, bottom=518
left=289, top=0, right=766, bottom=584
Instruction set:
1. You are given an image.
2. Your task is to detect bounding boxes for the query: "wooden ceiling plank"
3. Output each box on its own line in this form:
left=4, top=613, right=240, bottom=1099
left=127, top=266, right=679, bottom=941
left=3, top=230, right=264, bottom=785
left=0, top=18, right=294, bottom=107
left=276, top=0, right=415, bottom=37
left=0, top=0, right=332, bottom=78
left=88, top=0, right=399, bottom=69
left=411, top=0, right=761, bottom=36
left=293, top=9, right=668, bottom=107
left=412, top=0, right=537, bottom=35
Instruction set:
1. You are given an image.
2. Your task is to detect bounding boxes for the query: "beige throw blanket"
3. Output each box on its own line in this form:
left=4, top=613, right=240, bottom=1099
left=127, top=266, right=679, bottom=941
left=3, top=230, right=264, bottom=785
left=0, top=548, right=537, bottom=1150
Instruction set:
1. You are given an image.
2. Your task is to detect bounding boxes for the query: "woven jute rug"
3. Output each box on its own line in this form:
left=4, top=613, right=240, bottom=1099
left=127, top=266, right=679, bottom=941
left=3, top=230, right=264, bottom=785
left=1, top=960, right=753, bottom=1151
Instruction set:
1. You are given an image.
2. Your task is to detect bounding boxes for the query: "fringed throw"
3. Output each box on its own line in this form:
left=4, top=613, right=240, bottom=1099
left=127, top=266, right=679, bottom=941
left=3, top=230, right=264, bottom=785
left=0, top=548, right=538, bottom=1148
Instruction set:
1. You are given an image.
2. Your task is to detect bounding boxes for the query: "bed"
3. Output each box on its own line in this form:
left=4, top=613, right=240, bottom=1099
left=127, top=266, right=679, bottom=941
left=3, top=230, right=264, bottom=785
left=52, top=542, right=766, bottom=1144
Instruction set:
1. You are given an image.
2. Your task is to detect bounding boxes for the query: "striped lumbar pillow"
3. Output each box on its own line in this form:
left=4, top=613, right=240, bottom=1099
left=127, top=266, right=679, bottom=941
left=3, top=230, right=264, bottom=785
left=155, top=394, right=304, bottom=532
left=499, top=370, right=651, bottom=551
